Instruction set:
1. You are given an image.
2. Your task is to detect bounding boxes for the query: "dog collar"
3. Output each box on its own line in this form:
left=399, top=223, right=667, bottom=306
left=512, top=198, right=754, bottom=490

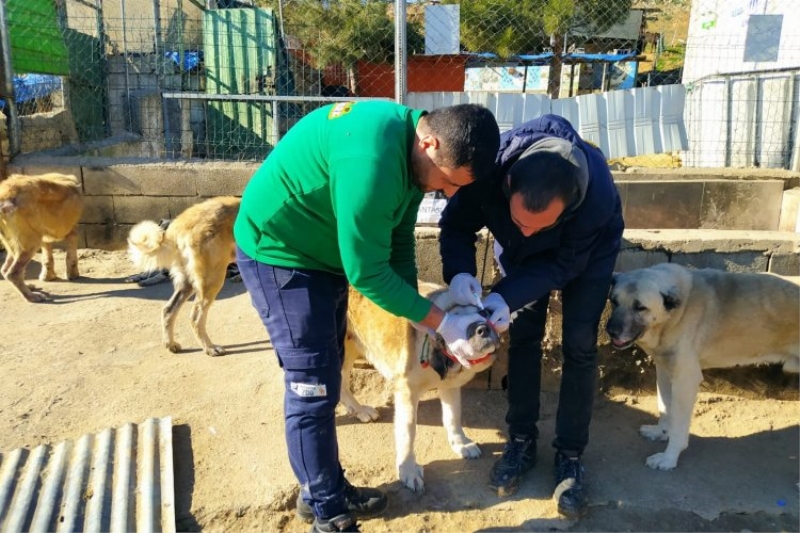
left=420, top=334, right=492, bottom=375
left=442, top=348, right=493, bottom=367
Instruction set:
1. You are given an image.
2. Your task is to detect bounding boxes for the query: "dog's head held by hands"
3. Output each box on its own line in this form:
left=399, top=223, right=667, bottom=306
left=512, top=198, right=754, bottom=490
left=431, top=289, right=502, bottom=370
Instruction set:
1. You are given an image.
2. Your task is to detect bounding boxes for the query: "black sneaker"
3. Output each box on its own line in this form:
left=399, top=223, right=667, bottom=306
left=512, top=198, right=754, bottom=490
left=553, top=451, right=588, bottom=518
left=297, top=479, right=388, bottom=523
left=309, top=513, right=360, bottom=533
left=489, top=435, right=537, bottom=496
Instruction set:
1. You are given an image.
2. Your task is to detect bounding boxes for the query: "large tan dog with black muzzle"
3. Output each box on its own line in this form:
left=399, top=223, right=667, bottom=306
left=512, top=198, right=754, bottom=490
left=0, top=173, right=83, bottom=302
left=342, top=282, right=501, bottom=492
left=606, top=263, right=799, bottom=470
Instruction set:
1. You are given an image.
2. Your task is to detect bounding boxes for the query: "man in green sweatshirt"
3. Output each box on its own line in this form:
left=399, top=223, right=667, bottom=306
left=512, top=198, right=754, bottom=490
left=235, top=101, right=500, bottom=533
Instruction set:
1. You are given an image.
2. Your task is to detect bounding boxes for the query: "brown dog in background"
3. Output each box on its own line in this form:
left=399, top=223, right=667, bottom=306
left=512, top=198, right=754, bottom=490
left=0, top=173, right=83, bottom=302
left=127, top=196, right=240, bottom=356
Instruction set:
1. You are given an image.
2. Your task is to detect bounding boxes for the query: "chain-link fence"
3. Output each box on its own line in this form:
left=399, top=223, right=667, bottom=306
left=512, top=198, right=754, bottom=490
left=1, top=0, right=798, bottom=168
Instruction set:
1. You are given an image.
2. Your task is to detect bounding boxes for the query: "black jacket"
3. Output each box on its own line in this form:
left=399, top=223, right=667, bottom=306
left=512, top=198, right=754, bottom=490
left=439, top=114, right=624, bottom=312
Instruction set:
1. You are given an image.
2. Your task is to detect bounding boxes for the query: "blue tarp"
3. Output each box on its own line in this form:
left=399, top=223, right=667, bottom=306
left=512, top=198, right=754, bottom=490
left=468, top=51, right=637, bottom=65
left=0, top=73, right=62, bottom=110
left=165, top=50, right=203, bottom=71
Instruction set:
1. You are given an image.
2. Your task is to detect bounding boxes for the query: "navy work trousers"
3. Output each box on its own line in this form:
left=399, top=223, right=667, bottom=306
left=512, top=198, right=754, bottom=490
left=236, top=246, right=349, bottom=520
left=505, top=270, right=614, bottom=455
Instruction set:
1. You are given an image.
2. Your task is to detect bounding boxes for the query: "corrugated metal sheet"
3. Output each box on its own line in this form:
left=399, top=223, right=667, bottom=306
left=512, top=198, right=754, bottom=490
left=0, top=417, right=175, bottom=533
left=204, top=7, right=282, bottom=157
left=684, top=70, right=800, bottom=169
left=408, top=85, right=690, bottom=160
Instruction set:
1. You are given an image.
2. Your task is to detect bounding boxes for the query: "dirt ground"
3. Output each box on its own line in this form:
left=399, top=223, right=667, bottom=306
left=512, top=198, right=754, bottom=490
left=1, top=249, right=798, bottom=533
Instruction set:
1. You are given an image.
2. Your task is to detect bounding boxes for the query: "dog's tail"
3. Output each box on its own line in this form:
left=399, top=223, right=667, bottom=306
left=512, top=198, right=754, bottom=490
left=127, top=220, right=177, bottom=273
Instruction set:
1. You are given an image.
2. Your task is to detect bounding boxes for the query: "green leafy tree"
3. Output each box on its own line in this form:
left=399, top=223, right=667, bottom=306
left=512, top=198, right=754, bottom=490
left=450, top=0, right=632, bottom=98
left=269, top=0, right=424, bottom=95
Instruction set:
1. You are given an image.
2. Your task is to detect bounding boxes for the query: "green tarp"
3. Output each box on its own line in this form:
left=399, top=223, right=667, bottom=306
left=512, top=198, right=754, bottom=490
left=7, top=0, right=70, bottom=75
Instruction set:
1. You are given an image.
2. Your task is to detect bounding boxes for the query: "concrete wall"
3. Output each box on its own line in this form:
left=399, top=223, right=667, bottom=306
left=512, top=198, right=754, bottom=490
left=8, top=160, right=799, bottom=248
left=6, top=160, right=799, bottom=390
left=18, top=110, right=80, bottom=155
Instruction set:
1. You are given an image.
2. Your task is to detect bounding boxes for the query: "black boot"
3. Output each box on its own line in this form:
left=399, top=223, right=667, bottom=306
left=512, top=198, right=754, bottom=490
left=489, top=435, right=537, bottom=496
left=553, top=451, right=588, bottom=518
left=297, top=478, right=387, bottom=523
left=309, top=513, right=360, bottom=533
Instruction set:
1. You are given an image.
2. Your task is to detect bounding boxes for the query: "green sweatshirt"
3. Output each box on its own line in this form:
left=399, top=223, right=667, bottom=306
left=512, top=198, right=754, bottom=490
left=234, top=100, right=433, bottom=322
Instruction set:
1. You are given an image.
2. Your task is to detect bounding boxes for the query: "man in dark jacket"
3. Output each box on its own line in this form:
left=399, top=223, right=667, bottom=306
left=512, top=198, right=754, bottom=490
left=439, top=114, right=624, bottom=518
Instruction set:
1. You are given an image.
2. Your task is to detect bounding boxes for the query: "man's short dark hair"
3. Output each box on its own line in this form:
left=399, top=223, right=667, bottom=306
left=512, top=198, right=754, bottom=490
left=508, top=151, right=581, bottom=213
left=424, top=104, right=500, bottom=182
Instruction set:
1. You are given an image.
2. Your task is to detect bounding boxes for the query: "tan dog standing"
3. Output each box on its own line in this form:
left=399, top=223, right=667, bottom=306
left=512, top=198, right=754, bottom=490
left=127, top=196, right=240, bottom=356
left=606, top=263, right=800, bottom=470
left=341, top=282, right=501, bottom=492
left=0, top=173, right=83, bottom=302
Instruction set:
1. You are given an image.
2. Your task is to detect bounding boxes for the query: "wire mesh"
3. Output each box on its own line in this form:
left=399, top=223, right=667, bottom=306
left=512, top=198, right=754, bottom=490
left=2, top=0, right=798, bottom=168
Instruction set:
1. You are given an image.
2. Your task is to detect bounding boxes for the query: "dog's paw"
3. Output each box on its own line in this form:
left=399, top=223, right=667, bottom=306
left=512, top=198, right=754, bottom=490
left=39, top=272, right=59, bottom=282
left=165, top=341, right=182, bottom=353
left=347, top=405, right=379, bottom=423
left=450, top=438, right=481, bottom=459
left=398, top=462, right=424, bottom=493
left=640, top=424, right=669, bottom=441
left=645, top=452, right=678, bottom=470
left=138, top=274, right=168, bottom=287
left=25, top=290, right=49, bottom=303
left=205, top=345, right=226, bottom=357
left=125, top=272, right=149, bottom=283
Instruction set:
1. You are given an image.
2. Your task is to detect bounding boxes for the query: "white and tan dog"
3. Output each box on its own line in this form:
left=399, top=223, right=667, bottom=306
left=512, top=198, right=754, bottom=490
left=127, top=196, right=240, bottom=356
left=342, top=282, right=501, bottom=491
left=606, top=263, right=800, bottom=470
left=0, top=173, right=83, bottom=302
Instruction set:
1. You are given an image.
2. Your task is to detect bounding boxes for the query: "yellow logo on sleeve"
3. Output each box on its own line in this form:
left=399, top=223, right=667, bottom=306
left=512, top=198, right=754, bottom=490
left=328, top=102, right=355, bottom=119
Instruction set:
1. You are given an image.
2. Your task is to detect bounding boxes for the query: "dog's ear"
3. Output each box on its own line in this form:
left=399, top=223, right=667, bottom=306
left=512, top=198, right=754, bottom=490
left=607, top=272, right=620, bottom=300
left=0, top=198, right=16, bottom=214
left=661, top=287, right=681, bottom=311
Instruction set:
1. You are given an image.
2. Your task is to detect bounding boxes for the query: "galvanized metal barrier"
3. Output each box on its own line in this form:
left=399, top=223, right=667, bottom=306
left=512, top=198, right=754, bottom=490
left=0, top=417, right=176, bottom=533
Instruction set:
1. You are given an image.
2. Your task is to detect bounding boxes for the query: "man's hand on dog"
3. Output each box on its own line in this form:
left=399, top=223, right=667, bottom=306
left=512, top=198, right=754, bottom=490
left=449, top=273, right=483, bottom=308
left=481, top=292, right=511, bottom=333
left=436, top=312, right=486, bottom=368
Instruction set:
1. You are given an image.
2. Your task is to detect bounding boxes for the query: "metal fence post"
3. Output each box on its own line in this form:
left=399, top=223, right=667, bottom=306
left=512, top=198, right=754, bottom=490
left=154, top=0, right=169, bottom=154
left=121, top=0, right=131, bottom=129
left=0, top=0, right=21, bottom=157
left=394, top=0, right=407, bottom=105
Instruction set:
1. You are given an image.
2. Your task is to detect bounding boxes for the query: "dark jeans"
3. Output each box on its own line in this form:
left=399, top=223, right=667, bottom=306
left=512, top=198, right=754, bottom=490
left=505, top=271, right=613, bottom=455
left=236, top=246, right=349, bottom=520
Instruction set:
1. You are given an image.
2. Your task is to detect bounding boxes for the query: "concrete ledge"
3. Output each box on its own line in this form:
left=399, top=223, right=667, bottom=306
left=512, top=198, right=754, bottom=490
left=617, top=179, right=785, bottom=230
left=613, top=167, right=800, bottom=188
left=780, top=188, right=800, bottom=232
left=7, top=161, right=799, bottom=237
left=621, top=229, right=799, bottom=256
